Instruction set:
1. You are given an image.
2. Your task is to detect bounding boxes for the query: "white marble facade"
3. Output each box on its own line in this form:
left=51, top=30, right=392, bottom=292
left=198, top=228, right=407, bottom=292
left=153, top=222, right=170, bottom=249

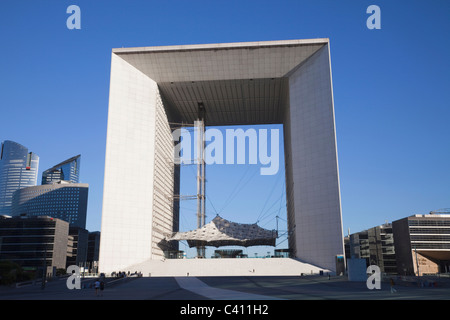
left=99, top=39, right=344, bottom=274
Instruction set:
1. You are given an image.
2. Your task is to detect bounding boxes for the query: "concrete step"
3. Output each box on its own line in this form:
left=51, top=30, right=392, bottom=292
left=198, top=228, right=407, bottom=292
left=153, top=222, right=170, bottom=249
left=121, top=258, right=330, bottom=277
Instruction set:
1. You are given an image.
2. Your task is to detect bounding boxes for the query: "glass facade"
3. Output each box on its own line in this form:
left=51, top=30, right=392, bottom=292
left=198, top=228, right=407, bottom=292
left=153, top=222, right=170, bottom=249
left=408, top=217, right=450, bottom=250
left=0, top=140, right=39, bottom=215
left=42, top=155, right=80, bottom=185
left=11, top=182, right=89, bottom=229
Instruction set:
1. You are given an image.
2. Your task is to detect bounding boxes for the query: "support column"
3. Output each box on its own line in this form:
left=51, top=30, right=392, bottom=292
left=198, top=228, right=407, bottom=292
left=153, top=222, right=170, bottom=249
left=196, top=103, right=206, bottom=258
left=285, top=44, right=344, bottom=272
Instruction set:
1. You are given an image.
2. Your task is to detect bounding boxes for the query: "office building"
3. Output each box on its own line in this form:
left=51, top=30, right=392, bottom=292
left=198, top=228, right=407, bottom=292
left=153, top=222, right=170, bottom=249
left=67, top=227, right=89, bottom=268
left=11, top=181, right=89, bottom=229
left=0, top=215, right=69, bottom=275
left=393, top=214, right=450, bottom=275
left=87, top=231, right=100, bottom=263
left=348, top=213, right=450, bottom=276
left=349, top=223, right=397, bottom=274
left=42, top=155, right=81, bottom=185
left=0, top=140, right=39, bottom=215
left=83, top=231, right=101, bottom=274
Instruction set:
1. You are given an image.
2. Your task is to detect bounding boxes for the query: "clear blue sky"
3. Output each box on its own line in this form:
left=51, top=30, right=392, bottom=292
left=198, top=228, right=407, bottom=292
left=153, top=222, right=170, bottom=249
left=1, top=1, right=449, bottom=257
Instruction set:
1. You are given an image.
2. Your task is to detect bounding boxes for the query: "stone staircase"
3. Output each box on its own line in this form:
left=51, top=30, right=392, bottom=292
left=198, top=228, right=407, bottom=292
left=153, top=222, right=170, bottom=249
left=118, top=257, right=331, bottom=277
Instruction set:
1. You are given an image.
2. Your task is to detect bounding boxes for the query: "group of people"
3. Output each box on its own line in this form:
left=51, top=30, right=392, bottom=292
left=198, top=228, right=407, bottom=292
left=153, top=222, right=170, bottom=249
left=91, top=271, right=144, bottom=296
left=112, top=271, right=130, bottom=278
left=111, top=270, right=143, bottom=278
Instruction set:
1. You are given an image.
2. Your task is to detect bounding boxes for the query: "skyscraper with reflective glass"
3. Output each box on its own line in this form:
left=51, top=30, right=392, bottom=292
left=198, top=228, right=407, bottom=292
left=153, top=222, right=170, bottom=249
left=42, top=155, right=80, bottom=185
left=11, top=155, right=88, bottom=228
left=0, top=140, right=39, bottom=215
left=11, top=181, right=89, bottom=229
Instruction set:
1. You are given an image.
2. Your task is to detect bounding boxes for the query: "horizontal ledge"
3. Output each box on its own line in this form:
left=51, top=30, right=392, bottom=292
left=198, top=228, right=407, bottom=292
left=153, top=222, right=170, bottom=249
left=112, top=38, right=329, bottom=54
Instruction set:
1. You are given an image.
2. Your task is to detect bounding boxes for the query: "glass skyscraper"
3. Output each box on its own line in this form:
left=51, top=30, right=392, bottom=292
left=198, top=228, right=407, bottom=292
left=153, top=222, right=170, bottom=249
left=42, top=154, right=81, bottom=184
left=0, top=140, right=39, bottom=215
left=11, top=155, right=88, bottom=228
left=11, top=181, right=89, bottom=229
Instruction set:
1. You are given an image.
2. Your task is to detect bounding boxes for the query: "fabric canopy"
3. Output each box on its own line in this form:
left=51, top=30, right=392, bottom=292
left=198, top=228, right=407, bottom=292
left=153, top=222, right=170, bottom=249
left=167, top=215, right=277, bottom=248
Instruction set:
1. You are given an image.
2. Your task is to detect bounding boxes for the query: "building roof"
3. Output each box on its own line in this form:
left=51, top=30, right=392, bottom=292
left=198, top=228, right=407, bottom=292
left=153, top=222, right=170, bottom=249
left=167, top=215, right=277, bottom=248
left=111, top=39, right=329, bottom=126
left=44, top=154, right=80, bottom=172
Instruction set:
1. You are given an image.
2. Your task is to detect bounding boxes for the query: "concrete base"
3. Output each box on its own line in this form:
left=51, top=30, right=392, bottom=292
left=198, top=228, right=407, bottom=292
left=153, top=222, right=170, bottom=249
left=118, top=258, right=331, bottom=277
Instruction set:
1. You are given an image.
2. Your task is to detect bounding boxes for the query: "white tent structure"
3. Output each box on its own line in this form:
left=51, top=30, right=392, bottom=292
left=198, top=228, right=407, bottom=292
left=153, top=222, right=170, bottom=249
left=167, top=215, right=277, bottom=248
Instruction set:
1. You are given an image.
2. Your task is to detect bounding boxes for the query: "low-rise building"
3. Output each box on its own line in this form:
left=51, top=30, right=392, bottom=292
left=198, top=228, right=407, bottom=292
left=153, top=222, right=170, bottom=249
left=349, top=223, right=396, bottom=274
left=0, top=215, right=69, bottom=276
left=348, top=213, right=450, bottom=276
left=67, top=227, right=89, bottom=269
left=0, top=215, right=91, bottom=277
left=393, top=214, right=450, bottom=276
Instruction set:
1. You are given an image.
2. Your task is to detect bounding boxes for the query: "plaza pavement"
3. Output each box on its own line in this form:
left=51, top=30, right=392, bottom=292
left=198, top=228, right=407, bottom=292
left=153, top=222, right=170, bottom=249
left=0, top=275, right=449, bottom=301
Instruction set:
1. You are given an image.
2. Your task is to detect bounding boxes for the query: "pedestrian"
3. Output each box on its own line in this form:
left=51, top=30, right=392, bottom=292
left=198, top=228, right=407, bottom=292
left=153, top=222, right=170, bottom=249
left=390, top=278, right=397, bottom=293
left=94, top=279, right=101, bottom=296
left=99, top=280, right=105, bottom=296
